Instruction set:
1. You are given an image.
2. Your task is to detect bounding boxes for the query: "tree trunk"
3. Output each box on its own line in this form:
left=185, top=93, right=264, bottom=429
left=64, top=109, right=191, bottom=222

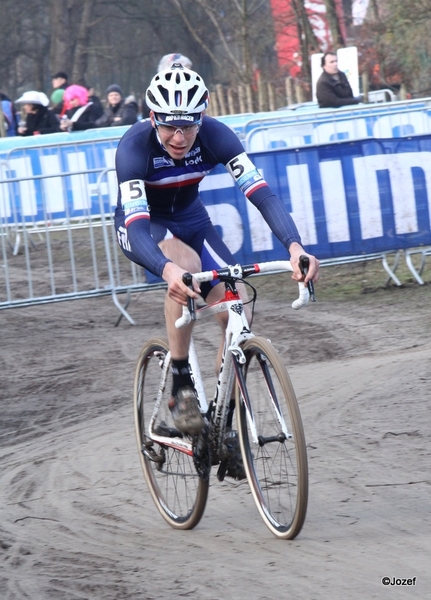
left=72, top=0, right=95, bottom=85
left=323, top=0, right=345, bottom=49
left=49, top=0, right=73, bottom=75
left=291, top=0, right=320, bottom=83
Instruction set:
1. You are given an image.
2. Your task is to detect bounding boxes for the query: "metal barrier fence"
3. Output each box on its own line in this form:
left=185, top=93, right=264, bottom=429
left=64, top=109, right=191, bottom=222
left=0, top=166, right=167, bottom=325
left=1, top=164, right=429, bottom=327
left=244, top=98, right=431, bottom=152
left=2, top=111, right=431, bottom=324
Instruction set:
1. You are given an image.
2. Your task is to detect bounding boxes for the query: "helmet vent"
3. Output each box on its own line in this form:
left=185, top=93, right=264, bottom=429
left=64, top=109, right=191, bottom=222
left=187, top=85, right=199, bottom=105
left=146, top=90, right=161, bottom=108
left=156, top=85, right=169, bottom=105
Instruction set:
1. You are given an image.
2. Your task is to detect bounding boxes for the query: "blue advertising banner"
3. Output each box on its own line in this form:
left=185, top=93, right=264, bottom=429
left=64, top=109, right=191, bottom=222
left=1, top=130, right=431, bottom=263
left=200, top=136, right=431, bottom=262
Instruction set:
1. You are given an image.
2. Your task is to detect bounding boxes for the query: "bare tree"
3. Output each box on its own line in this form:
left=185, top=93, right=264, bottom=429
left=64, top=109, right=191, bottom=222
left=351, top=0, right=431, bottom=97
left=72, top=0, right=108, bottom=85
left=290, top=0, right=321, bottom=82
left=49, top=0, right=74, bottom=75
left=323, top=0, right=345, bottom=49
left=167, top=0, right=276, bottom=86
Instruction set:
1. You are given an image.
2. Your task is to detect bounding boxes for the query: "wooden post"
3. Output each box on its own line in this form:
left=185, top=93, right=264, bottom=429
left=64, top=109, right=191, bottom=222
left=294, top=79, right=304, bottom=104
left=208, top=90, right=218, bottom=116
left=227, top=87, right=235, bottom=114
left=245, top=84, right=254, bottom=112
left=362, top=71, right=369, bottom=103
left=238, top=85, right=247, bottom=113
left=285, top=77, right=294, bottom=106
left=267, top=82, right=276, bottom=111
left=257, top=71, right=265, bottom=111
left=216, top=84, right=227, bottom=115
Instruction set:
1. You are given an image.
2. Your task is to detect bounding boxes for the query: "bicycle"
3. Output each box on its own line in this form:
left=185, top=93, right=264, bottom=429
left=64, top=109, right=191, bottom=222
left=133, top=257, right=315, bottom=540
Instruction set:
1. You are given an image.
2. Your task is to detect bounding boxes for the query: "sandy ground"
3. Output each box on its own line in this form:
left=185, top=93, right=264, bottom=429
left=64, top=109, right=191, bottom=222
left=1, top=261, right=430, bottom=600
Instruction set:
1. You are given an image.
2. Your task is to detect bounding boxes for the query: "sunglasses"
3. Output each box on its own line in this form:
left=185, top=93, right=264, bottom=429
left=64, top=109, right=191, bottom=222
left=154, top=117, right=201, bottom=137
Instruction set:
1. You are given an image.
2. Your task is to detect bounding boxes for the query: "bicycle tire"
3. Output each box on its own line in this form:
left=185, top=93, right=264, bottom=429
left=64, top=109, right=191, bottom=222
left=133, top=338, right=209, bottom=529
left=236, top=336, right=308, bottom=539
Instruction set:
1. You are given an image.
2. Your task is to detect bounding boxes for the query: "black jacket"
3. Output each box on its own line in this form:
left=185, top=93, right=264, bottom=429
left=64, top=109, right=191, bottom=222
left=95, top=100, right=138, bottom=128
left=19, top=106, right=60, bottom=136
left=88, top=94, right=104, bottom=119
left=66, top=103, right=101, bottom=131
left=316, top=70, right=360, bottom=108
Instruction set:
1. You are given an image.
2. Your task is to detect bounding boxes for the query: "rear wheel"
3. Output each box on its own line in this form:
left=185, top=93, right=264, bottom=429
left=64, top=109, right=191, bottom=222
left=133, top=338, right=208, bottom=529
left=236, top=337, right=308, bottom=539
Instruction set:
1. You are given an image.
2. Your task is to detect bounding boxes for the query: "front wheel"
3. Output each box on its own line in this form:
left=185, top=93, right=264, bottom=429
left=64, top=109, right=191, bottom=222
left=236, top=337, right=308, bottom=539
left=133, top=338, right=209, bottom=529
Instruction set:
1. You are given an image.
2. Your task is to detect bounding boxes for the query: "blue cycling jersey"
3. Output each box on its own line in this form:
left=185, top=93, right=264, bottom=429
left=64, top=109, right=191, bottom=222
left=115, top=115, right=301, bottom=277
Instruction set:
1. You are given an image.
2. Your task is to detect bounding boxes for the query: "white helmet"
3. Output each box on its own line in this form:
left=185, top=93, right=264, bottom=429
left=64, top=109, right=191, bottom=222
left=146, top=63, right=209, bottom=118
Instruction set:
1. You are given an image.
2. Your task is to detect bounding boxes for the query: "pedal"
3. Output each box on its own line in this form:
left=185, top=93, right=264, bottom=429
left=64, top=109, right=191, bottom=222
left=153, top=420, right=183, bottom=438
left=216, top=459, right=228, bottom=482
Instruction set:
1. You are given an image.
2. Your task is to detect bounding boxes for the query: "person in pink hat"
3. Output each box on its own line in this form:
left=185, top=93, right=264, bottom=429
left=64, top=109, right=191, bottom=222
left=59, top=84, right=100, bottom=132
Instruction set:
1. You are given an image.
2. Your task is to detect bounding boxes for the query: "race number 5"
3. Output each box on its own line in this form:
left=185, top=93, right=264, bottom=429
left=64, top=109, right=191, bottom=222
left=228, top=156, right=245, bottom=180
left=128, top=180, right=144, bottom=199
left=120, top=179, right=146, bottom=202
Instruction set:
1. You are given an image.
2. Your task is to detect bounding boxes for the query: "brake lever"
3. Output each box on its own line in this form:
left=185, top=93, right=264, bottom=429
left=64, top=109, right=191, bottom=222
left=299, top=255, right=316, bottom=302
left=182, top=272, right=196, bottom=320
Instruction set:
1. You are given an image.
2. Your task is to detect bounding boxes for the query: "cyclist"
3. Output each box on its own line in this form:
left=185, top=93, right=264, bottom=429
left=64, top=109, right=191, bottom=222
left=115, top=63, right=320, bottom=437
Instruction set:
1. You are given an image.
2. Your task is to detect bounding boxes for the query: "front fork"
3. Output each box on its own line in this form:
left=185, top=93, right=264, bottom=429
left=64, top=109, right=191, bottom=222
left=232, top=345, right=291, bottom=445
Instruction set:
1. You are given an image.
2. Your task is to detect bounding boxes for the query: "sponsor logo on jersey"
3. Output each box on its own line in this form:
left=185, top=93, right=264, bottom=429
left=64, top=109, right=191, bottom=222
left=185, top=155, right=203, bottom=166
left=153, top=156, right=175, bottom=169
left=186, top=146, right=201, bottom=158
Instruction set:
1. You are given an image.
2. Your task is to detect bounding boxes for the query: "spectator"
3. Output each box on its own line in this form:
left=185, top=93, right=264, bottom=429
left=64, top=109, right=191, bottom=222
left=316, top=52, right=363, bottom=108
left=15, top=91, right=60, bottom=136
left=51, top=71, right=69, bottom=115
left=157, top=53, right=192, bottom=72
left=87, top=86, right=104, bottom=119
left=0, top=91, right=18, bottom=136
left=50, top=88, right=65, bottom=114
left=95, top=84, right=138, bottom=128
left=59, top=85, right=100, bottom=132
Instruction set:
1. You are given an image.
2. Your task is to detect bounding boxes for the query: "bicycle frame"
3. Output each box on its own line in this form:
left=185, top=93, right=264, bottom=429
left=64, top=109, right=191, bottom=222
left=147, top=284, right=254, bottom=458
left=148, top=259, right=310, bottom=458
left=189, top=286, right=255, bottom=456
